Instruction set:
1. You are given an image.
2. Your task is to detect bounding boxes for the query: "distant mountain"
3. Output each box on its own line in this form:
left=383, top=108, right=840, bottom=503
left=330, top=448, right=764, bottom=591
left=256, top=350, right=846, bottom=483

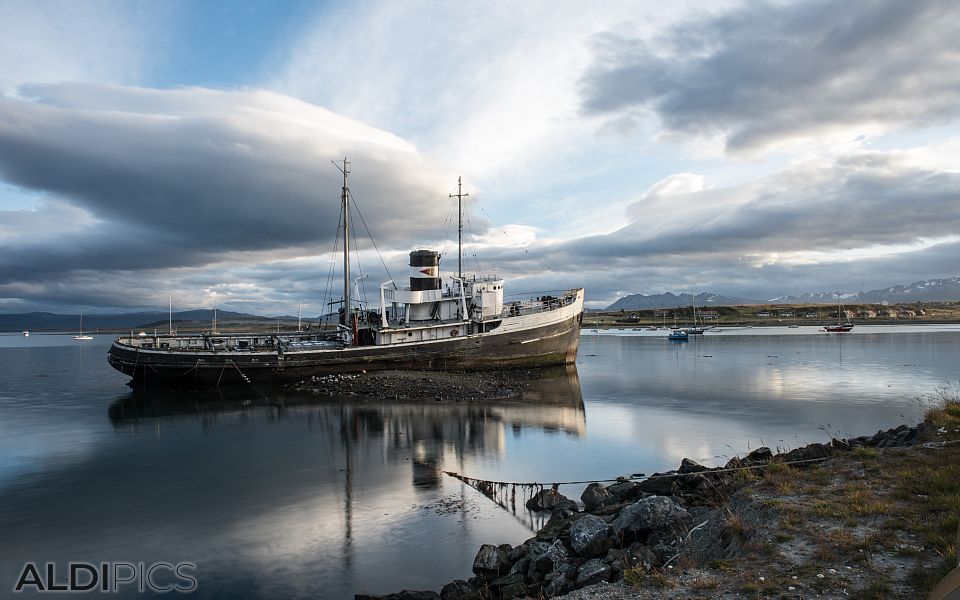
left=775, top=276, right=960, bottom=305
left=607, top=275, right=960, bottom=311
left=607, top=292, right=765, bottom=311
left=0, top=309, right=301, bottom=332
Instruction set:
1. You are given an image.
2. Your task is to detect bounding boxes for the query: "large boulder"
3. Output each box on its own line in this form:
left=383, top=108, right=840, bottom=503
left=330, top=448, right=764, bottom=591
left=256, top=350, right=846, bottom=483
left=745, top=447, right=773, bottom=463
left=439, top=580, right=475, bottom=600
left=536, top=509, right=583, bottom=541
left=526, top=487, right=575, bottom=512
left=355, top=592, right=440, bottom=600
left=472, top=544, right=510, bottom=579
left=606, top=480, right=642, bottom=502
left=543, top=573, right=572, bottom=597
left=678, top=458, right=708, bottom=474
left=581, top=483, right=614, bottom=512
left=528, top=539, right=570, bottom=574
left=575, top=559, right=611, bottom=587
left=612, top=496, right=689, bottom=538
left=635, top=474, right=679, bottom=496
left=568, top=514, right=614, bottom=558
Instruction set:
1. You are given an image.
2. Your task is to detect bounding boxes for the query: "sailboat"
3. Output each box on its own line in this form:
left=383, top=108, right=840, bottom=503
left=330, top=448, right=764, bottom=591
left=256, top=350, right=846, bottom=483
left=823, top=292, right=854, bottom=333
left=685, top=293, right=705, bottom=334
left=73, top=313, right=94, bottom=340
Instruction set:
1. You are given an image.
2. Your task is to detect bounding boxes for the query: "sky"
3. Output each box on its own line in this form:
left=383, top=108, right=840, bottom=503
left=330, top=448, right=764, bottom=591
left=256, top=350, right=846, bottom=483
left=0, top=0, right=959, bottom=314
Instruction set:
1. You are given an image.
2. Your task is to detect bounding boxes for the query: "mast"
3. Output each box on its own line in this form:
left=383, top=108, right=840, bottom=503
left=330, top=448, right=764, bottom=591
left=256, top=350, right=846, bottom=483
left=335, top=158, right=352, bottom=326
left=449, top=177, right=469, bottom=280
left=168, top=296, right=172, bottom=335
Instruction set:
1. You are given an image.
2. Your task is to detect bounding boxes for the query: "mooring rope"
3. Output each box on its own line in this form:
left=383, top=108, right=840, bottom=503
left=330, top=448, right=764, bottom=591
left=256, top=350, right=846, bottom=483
left=443, top=455, right=832, bottom=493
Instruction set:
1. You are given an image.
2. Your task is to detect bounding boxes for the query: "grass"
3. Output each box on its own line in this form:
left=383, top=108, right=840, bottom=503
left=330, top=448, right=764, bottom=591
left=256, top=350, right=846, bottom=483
left=625, top=386, right=960, bottom=596
left=623, top=566, right=675, bottom=589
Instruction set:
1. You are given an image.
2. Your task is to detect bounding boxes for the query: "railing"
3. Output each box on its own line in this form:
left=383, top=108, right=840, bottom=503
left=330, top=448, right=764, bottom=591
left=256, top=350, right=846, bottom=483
left=500, top=290, right=579, bottom=318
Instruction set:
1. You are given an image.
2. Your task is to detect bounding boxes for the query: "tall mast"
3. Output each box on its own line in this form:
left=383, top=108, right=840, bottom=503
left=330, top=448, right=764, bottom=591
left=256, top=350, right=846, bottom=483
left=168, top=295, right=173, bottom=335
left=449, top=177, right=469, bottom=280
left=335, top=158, right=352, bottom=326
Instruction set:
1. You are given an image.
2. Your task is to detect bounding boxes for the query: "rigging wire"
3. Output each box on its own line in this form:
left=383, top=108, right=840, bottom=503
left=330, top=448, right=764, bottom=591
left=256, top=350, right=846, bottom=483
left=348, top=190, right=398, bottom=290
left=473, top=200, right=555, bottom=273
left=349, top=214, right=367, bottom=308
left=320, top=210, right=343, bottom=326
left=435, top=195, right=457, bottom=255
left=464, top=212, right=484, bottom=277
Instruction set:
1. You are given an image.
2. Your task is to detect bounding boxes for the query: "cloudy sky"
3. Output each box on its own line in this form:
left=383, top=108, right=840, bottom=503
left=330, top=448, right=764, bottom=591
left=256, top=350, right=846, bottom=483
left=1, top=0, right=958, bottom=314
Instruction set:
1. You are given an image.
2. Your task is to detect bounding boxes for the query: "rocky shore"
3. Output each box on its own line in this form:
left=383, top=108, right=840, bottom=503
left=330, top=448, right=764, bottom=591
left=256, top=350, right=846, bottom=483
left=358, top=420, right=960, bottom=599
left=288, top=369, right=544, bottom=402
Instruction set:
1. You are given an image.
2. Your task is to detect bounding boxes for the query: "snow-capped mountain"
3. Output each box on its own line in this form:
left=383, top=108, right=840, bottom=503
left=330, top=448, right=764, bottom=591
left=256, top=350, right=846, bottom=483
left=605, top=276, right=960, bottom=310
left=606, top=292, right=765, bottom=311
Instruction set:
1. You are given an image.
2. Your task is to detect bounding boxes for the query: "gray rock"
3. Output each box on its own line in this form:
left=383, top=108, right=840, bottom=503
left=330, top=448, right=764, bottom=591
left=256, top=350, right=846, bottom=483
left=569, top=514, right=613, bottom=557
left=472, top=544, right=509, bottom=578
left=500, top=582, right=527, bottom=600
left=612, top=496, right=689, bottom=538
left=581, top=483, right=613, bottom=512
left=526, top=487, right=573, bottom=512
left=544, top=573, right=572, bottom=597
left=575, top=559, right=611, bottom=587
left=355, top=592, right=440, bottom=600
left=745, top=447, right=772, bottom=462
left=508, top=556, right=529, bottom=576
left=439, top=580, right=473, bottom=600
left=606, top=481, right=641, bottom=501
left=536, top=509, right=582, bottom=541
left=490, top=573, right=525, bottom=589
left=635, top=474, right=679, bottom=496
left=678, top=458, right=708, bottom=474
left=529, top=539, right=570, bottom=574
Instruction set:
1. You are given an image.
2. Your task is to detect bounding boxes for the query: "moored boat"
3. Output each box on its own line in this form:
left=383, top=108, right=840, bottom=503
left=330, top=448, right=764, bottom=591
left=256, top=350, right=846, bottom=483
left=107, top=162, right=584, bottom=387
left=822, top=292, right=854, bottom=333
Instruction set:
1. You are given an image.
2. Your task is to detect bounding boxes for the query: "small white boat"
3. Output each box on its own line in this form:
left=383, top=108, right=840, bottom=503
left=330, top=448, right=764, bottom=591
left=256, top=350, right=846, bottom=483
left=22, top=330, right=29, bottom=337
left=73, top=313, right=93, bottom=341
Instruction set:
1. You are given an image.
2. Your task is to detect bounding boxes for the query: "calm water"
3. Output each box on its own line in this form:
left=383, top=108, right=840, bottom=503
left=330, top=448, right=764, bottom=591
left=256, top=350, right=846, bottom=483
left=1, top=326, right=958, bottom=598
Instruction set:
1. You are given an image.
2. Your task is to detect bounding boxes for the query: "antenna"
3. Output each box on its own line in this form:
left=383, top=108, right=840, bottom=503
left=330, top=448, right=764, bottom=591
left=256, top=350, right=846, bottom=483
left=449, top=177, right=469, bottom=280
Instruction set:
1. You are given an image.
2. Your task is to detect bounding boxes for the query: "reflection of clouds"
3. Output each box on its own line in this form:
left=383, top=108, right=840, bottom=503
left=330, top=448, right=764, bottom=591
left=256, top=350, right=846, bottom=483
left=0, top=422, right=99, bottom=486
left=577, top=333, right=951, bottom=471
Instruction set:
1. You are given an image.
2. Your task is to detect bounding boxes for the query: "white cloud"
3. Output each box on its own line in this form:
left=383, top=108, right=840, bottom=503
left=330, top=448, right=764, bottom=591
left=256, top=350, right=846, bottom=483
left=0, top=0, right=158, bottom=94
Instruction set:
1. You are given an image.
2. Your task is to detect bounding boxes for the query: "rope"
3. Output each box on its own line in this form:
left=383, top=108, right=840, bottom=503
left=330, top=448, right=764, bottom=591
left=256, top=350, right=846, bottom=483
left=443, top=456, right=832, bottom=490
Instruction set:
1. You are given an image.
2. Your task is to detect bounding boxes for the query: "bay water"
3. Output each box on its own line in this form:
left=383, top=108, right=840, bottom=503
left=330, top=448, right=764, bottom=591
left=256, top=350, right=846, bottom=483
left=1, top=325, right=957, bottom=598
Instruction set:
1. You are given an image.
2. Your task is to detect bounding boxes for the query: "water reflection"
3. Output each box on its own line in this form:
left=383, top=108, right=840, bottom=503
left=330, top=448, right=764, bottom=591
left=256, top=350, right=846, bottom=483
left=4, top=366, right=583, bottom=598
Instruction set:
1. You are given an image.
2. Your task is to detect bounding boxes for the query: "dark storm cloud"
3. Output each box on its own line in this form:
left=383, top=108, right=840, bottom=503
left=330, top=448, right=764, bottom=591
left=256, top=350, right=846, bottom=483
left=580, top=0, right=960, bottom=150
left=0, top=83, right=457, bottom=283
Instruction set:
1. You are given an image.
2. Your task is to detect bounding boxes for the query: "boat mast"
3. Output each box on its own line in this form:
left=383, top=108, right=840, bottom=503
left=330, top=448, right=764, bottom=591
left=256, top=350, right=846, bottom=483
left=335, top=158, right=352, bottom=326
left=449, top=177, right=469, bottom=280
left=168, top=295, right=172, bottom=335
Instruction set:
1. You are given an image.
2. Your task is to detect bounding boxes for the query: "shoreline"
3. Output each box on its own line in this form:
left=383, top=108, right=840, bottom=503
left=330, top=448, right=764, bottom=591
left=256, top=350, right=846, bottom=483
left=362, top=408, right=960, bottom=599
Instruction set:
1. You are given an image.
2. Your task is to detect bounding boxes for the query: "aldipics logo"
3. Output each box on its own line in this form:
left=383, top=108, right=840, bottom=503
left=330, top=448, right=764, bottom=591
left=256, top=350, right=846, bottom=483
left=12, top=562, right=197, bottom=594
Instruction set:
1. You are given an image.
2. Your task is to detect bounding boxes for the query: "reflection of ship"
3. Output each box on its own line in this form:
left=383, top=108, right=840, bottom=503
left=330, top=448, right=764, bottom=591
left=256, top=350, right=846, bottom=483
left=108, top=365, right=585, bottom=438
left=107, top=163, right=583, bottom=387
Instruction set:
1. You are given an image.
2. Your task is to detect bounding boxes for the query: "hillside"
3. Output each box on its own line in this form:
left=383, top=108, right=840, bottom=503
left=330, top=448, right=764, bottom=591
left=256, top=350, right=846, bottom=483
left=0, top=310, right=304, bottom=332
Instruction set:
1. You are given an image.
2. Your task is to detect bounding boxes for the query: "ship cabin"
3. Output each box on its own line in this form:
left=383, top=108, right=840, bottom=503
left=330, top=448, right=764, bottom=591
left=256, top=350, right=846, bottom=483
left=369, top=249, right=506, bottom=345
